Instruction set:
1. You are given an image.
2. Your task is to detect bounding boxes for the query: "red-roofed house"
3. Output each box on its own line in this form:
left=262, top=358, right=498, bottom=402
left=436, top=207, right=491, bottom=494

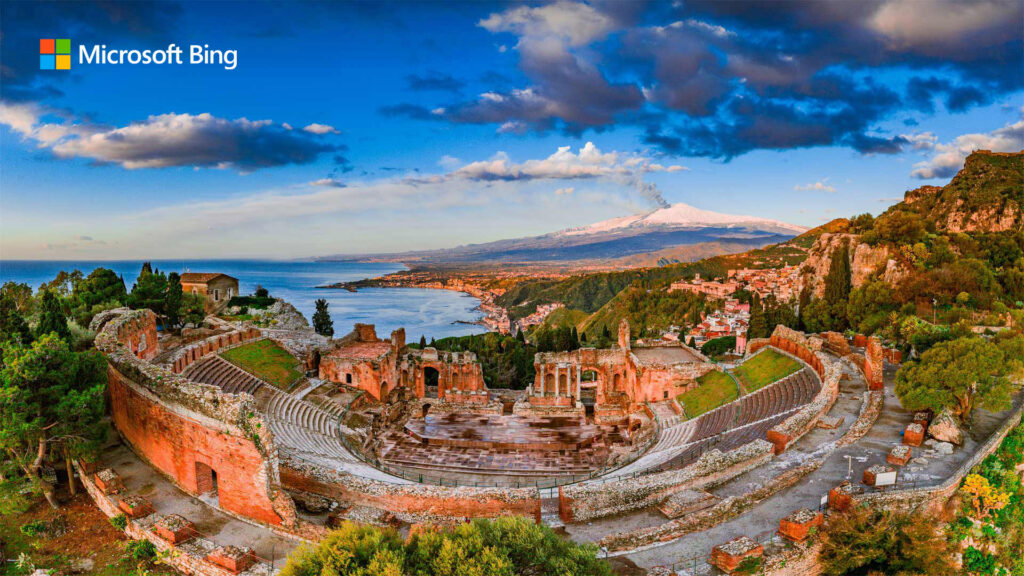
left=180, top=272, right=239, bottom=313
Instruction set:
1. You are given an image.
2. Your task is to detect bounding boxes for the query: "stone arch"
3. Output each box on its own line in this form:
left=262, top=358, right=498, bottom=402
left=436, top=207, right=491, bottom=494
left=423, top=367, right=440, bottom=399
left=545, top=373, right=555, bottom=395
left=558, top=371, right=568, bottom=394
left=380, top=381, right=389, bottom=401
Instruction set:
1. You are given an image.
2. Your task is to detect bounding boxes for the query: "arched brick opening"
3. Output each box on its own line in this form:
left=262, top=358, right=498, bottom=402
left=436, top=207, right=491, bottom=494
left=424, top=367, right=440, bottom=399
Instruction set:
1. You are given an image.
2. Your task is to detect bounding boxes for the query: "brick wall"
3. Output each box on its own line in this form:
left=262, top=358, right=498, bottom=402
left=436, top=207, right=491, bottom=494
left=95, top=309, right=296, bottom=529
left=280, top=461, right=541, bottom=522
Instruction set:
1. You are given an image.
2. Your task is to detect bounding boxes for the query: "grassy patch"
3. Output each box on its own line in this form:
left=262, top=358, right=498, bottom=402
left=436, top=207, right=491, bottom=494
left=677, top=369, right=738, bottom=418
left=734, top=349, right=802, bottom=393
left=221, top=339, right=303, bottom=390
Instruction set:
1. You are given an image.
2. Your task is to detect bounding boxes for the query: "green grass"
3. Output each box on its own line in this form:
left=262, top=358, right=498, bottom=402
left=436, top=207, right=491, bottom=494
left=677, top=369, right=739, bottom=419
left=220, top=339, right=303, bottom=390
left=733, top=349, right=802, bottom=393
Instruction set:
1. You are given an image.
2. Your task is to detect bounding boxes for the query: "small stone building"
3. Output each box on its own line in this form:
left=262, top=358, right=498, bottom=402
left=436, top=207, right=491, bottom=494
left=180, top=273, right=239, bottom=313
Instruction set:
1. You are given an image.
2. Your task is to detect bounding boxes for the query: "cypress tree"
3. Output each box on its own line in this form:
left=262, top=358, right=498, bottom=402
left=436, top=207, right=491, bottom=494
left=165, top=272, right=184, bottom=330
left=824, top=241, right=852, bottom=329
left=419, top=335, right=427, bottom=348
left=35, top=290, right=72, bottom=343
left=312, top=298, right=334, bottom=337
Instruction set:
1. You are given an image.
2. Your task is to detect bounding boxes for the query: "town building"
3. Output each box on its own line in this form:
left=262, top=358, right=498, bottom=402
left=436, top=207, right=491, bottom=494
left=180, top=273, right=239, bottom=313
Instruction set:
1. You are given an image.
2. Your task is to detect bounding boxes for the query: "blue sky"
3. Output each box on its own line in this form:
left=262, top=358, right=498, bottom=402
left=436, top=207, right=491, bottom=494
left=1, top=0, right=1021, bottom=260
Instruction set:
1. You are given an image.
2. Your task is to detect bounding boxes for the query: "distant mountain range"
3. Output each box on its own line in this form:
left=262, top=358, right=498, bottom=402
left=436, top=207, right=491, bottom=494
left=317, top=202, right=807, bottom=264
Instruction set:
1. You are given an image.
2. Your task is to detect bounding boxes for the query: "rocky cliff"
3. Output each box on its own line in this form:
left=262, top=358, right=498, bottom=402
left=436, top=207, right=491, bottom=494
left=896, top=150, right=1023, bottom=234
left=799, top=233, right=907, bottom=298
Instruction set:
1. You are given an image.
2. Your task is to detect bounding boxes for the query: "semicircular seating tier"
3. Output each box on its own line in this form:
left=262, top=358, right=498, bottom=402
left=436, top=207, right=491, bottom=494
left=608, top=366, right=820, bottom=478
left=183, top=355, right=408, bottom=483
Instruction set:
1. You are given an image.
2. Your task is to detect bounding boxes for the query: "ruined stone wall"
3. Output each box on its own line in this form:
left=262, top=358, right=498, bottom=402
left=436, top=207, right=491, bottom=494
left=95, top=309, right=296, bottom=528
left=864, top=336, right=884, bottom=390
left=167, top=327, right=264, bottom=374
left=764, top=327, right=839, bottom=454
left=559, top=440, right=774, bottom=523
left=279, top=458, right=541, bottom=523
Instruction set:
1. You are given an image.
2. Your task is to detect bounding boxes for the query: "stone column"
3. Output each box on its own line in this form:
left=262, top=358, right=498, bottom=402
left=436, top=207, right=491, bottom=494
left=576, top=365, right=582, bottom=401
left=540, top=367, right=546, bottom=397
left=555, top=365, right=561, bottom=397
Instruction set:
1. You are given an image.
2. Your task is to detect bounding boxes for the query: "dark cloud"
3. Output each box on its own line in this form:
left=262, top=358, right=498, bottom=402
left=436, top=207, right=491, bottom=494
left=405, top=71, right=465, bottom=93
left=384, top=0, right=1021, bottom=158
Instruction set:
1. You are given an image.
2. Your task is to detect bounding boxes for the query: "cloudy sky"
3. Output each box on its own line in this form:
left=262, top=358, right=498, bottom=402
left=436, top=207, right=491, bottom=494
left=1, top=0, right=1021, bottom=260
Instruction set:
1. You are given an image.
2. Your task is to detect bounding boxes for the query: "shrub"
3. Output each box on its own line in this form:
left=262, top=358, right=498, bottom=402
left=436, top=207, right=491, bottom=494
left=125, top=539, right=157, bottom=561
left=819, top=505, right=954, bottom=576
left=19, top=519, right=48, bottom=537
left=281, top=517, right=612, bottom=576
left=109, top=513, right=128, bottom=530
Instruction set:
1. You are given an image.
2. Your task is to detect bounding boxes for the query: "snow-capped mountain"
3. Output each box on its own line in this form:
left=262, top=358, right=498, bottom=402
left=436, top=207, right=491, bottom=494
left=319, top=203, right=806, bottom=264
left=560, top=203, right=807, bottom=236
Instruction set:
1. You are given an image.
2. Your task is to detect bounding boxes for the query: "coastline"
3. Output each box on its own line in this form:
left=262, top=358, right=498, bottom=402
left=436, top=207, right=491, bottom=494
left=318, top=270, right=511, bottom=334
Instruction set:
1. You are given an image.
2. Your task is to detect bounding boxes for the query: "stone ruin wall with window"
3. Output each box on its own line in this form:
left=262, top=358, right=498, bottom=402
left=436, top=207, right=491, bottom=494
left=92, top=309, right=300, bottom=529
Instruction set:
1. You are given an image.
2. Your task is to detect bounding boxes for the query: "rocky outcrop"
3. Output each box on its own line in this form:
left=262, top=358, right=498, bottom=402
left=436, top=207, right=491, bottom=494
left=800, top=233, right=902, bottom=298
left=899, top=150, right=1023, bottom=234
left=928, top=408, right=964, bottom=446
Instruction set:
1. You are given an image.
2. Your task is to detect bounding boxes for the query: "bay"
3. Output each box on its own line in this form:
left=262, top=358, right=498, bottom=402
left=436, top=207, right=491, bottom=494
left=0, top=260, right=487, bottom=341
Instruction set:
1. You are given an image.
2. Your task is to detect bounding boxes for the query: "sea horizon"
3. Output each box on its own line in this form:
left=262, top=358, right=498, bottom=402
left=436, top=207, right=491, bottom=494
left=0, top=259, right=487, bottom=341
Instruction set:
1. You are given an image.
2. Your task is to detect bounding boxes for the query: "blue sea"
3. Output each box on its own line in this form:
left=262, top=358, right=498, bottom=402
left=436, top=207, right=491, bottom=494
left=0, top=260, right=487, bottom=341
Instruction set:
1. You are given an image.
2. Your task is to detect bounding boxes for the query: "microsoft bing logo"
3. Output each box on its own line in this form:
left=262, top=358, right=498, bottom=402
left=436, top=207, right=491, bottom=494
left=40, top=39, right=71, bottom=70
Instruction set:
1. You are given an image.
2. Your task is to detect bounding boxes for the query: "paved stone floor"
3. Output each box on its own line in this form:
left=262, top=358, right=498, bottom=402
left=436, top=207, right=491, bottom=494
left=102, top=443, right=299, bottom=566
left=562, top=358, right=1023, bottom=571
left=379, top=414, right=628, bottom=476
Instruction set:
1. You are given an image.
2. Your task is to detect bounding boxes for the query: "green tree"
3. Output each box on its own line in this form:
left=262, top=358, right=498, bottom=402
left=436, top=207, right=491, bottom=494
left=281, top=517, right=612, bottom=576
left=824, top=241, right=852, bottom=330
left=164, top=273, right=184, bottom=330
left=35, top=290, right=72, bottom=344
left=127, top=265, right=167, bottom=317
left=0, top=292, right=32, bottom=347
left=819, top=505, right=954, bottom=576
left=181, top=293, right=206, bottom=326
left=70, top=267, right=127, bottom=326
left=419, top=335, right=427, bottom=348
left=1, top=282, right=34, bottom=315
left=0, top=334, right=106, bottom=507
left=313, top=298, right=334, bottom=337
left=895, top=336, right=1024, bottom=423
left=846, top=278, right=896, bottom=335
left=748, top=293, right=768, bottom=339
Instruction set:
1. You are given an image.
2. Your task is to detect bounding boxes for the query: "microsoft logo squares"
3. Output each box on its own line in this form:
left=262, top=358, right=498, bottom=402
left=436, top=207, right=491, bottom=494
left=40, top=39, right=71, bottom=70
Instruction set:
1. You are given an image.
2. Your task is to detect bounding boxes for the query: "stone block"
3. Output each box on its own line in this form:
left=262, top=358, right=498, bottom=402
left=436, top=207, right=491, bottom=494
left=206, top=546, right=255, bottom=574
left=94, top=468, right=124, bottom=495
left=913, top=411, right=931, bottom=429
left=863, top=464, right=895, bottom=487
left=658, top=489, right=719, bottom=519
left=711, top=536, right=763, bottom=574
left=153, top=514, right=196, bottom=545
left=817, top=415, right=845, bottom=429
left=118, top=494, right=155, bottom=519
left=828, top=481, right=863, bottom=512
left=904, top=422, right=925, bottom=446
left=778, top=508, right=823, bottom=542
left=887, top=445, right=912, bottom=466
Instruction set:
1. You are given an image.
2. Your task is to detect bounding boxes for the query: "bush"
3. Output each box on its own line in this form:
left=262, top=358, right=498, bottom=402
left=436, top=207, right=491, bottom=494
left=281, top=516, right=612, bottom=576
left=19, top=519, right=48, bottom=537
left=228, top=295, right=275, bottom=309
left=701, top=335, right=737, bottom=357
left=109, top=514, right=127, bottom=530
left=819, top=505, right=954, bottom=576
left=124, top=539, right=157, bottom=561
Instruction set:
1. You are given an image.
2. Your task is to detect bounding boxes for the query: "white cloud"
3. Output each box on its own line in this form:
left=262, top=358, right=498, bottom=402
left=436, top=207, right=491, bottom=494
left=794, top=180, right=836, bottom=193
left=479, top=1, right=614, bottom=47
left=303, top=123, right=339, bottom=135
left=870, top=0, right=1017, bottom=47
left=309, top=178, right=346, bottom=187
left=555, top=187, right=574, bottom=195
left=450, top=141, right=685, bottom=182
left=438, top=155, right=461, bottom=170
left=910, top=120, right=1024, bottom=179
left=0, top=102, right=337, bottom=171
